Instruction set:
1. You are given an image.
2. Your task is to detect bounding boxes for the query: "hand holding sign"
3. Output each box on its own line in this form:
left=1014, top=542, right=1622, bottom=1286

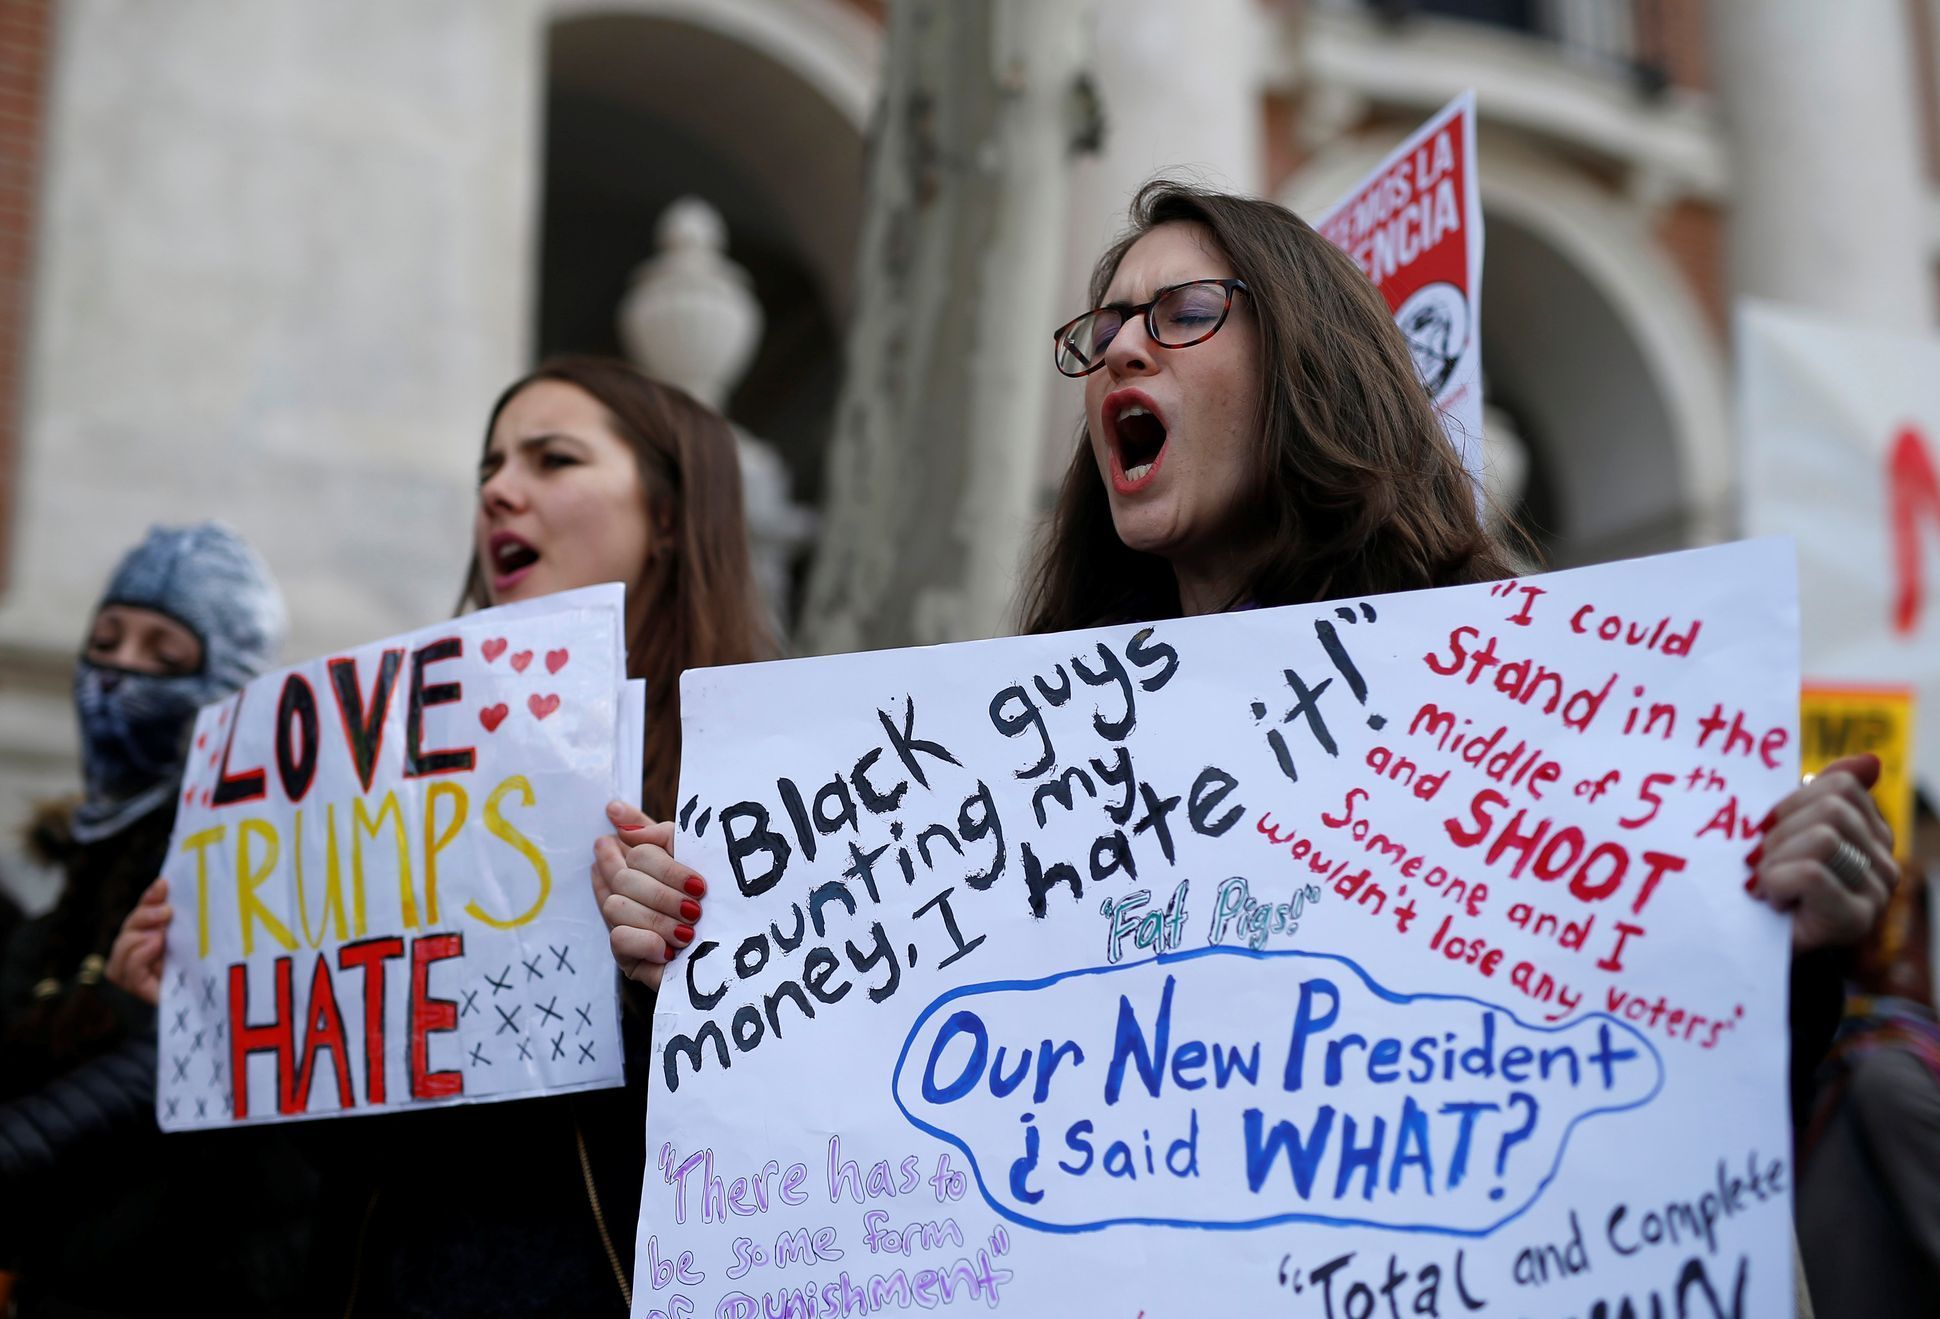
left=594, top=800, right=708, bottom=988
left=1748, top=752, right=1895, bottom=948
left=106, top=877, right=172, bottom=1006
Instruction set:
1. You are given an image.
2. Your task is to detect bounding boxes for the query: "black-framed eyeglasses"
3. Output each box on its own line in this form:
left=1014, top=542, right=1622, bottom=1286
left=1051, top=278, right=1249, bottom=378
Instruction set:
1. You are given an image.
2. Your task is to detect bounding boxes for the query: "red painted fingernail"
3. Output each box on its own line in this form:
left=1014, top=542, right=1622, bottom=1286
left=1746, top=845, right=1764, bottom=868
left=683, top=876, right=707, bottom=898
left=680, top=899, right=702, bottom=921
left=1744, top=875, right=1758, bottom=893
left=673, top=924, right=695, bottom=945
left=1758, top=810, right=1777, bottom=831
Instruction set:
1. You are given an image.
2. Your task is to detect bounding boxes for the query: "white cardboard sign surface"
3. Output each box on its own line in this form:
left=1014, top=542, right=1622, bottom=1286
left=159, top=584, right=642, bottom=1129
left=1740, top=299, right=1940, bottom=799
left=638, top=543, right=1798, bottom=1317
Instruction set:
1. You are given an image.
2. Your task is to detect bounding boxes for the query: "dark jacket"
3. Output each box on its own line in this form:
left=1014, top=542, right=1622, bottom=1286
left=0, top=802, right=320, bottom=1317
left=0, top=1034, right=156, bottom=1178
left=312, top=982, right=653, bottom=1319
left=0, top=804, right=168, bottom=1094
left=1797, top=999, right=1940, bottom=1317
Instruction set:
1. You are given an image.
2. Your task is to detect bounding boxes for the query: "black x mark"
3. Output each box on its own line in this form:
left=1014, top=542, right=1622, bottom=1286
left=517, top=1040, right=533, bottom=1062
left=521, top=955, right=545, bottom=982
left=468, top=1043, right=491, bottom=1067
left=577, top=1041, right=595, bottom=1064
left=534, top=996, right=562, bottom=1026
left=195, top=1098, right=207, bottom=1119
left=201, top=979, right=218, bottom=1011
left=550, top=1032, right=565, bottom=1061
left=486, top=966, right=513, bottom=994
left=460, top=989, right=479, bottom=1018
left=550, top=944, right=575, bottom=975
left=574, top=1004, right=593, bottom=1034
left=495, top=1004, right=522, bottom=1035
left=171, top=1055, right=189, bottom=1082
left=191, top=1028, right=205, bottom=1052
left=172, top=1008, right=190, bottom=1035
left=164, top=1098, right=179, bottom=1120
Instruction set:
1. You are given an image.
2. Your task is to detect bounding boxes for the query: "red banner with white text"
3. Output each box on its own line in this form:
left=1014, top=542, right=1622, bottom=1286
left=1316, top=92, right=1485, bottom=495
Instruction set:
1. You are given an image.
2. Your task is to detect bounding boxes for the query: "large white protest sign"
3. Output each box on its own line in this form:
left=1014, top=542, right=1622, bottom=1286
left=1741, top=300, right=1940, bottom=799
left=637, top=542, right=1798, bottom=1317
left=159, top=584, right=641, bottom=1129
left=1316, top=91, right=1485, bottom=489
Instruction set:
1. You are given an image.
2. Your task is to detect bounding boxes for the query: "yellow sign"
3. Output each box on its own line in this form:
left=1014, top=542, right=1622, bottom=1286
left=1800, top=683, right=1916, bottom=861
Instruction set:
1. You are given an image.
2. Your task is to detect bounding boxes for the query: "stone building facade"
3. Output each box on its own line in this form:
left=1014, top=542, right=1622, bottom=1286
left=2, top=0, right=1937, bottom=905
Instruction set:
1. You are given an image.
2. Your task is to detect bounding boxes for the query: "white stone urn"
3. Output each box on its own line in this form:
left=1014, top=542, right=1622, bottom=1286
left=618, top=197, right=816, bottom=631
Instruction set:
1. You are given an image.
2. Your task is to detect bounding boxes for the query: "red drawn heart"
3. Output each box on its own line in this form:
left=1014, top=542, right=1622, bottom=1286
left=528, top=693, right=561, bottom=720
left=545, top=648, right=569, bottom=674
left=510, top=650, right=533, bottom=673
left=482, top=637, right=508, bottom=663
left=479, top=703, right=510, bottom=732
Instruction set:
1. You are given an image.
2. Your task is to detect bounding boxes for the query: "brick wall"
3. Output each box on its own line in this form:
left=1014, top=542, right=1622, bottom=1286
left=1908, top=0, right=1940, bottom=184
left=1636, top=0, right=1711, bottom=93
left=1261, top=90, right=1307, bottom=200
left=0, top=0, right=51, bottom=596
left=1653, top=198, right=1728, bottom=341
left=835, top=0, right=886, bottom=28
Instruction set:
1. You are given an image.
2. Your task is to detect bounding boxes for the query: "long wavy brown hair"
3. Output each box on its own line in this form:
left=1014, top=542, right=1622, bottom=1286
left=461, top=357, right=776, bottom=818
left=1023, top=181, right=1523, bottom=632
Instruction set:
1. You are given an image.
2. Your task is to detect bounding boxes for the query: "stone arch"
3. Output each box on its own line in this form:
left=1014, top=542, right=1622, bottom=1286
left=546, top=0, right=879, bottom=127
left=537, top=0, right=882, bottom=514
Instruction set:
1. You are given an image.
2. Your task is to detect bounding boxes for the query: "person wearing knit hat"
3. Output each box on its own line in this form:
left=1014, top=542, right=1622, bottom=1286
left=70, top=521, right=286, bottom=843
left=0, top=522, right=311, bottom=1316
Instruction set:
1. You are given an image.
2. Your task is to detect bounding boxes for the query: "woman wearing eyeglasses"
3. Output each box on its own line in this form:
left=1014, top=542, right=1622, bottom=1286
left=598, top=183, right=1894, bottom=1115
left=1030, top=185, right=1506, bottom=623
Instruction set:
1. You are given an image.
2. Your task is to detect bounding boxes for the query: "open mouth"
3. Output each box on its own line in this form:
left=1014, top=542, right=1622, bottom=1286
left=488, top=531, right=541, bottom=588
left=1105, top=391, right=1169, bottom=492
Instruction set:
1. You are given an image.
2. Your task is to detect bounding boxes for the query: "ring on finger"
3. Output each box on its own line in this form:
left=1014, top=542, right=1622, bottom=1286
left=1825, top=838, right=1875, bottom=894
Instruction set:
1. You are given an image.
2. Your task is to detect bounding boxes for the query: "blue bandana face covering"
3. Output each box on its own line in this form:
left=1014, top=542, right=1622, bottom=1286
left=70, top=524, right=286, bottom=843
left=74, top=661, right=208, bottom=805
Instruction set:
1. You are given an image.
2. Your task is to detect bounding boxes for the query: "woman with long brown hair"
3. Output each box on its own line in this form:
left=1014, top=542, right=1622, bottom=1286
left=401, top=357, right=777, bottom=1312
left=109, top=356, right=775, bottom=1314
left=1029, top=180, right=1889, bottom=956
left=601, top=181, right=1894, bottom=1030
left=1025, top=181, right=1514, bottom=627
left=466, top=354, right=776, bottom=820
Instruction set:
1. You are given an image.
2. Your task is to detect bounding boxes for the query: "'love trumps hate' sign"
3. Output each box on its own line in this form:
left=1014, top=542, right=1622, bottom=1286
left=158, top=584, right=641, bottom=1129
left=638, top=542, right=1800, bottom=1319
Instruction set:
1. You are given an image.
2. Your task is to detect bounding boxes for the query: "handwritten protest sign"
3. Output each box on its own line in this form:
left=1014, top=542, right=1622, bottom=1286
left=1316, top=91, right=1485, bottom=489
left=1741, top=300, right=1940, bottom=800
left=158, top=584, right=641, bottom=1129
left=637, top=541, right=1799, bottom=1317
left=1800, top=682, right=1915, bottom=862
